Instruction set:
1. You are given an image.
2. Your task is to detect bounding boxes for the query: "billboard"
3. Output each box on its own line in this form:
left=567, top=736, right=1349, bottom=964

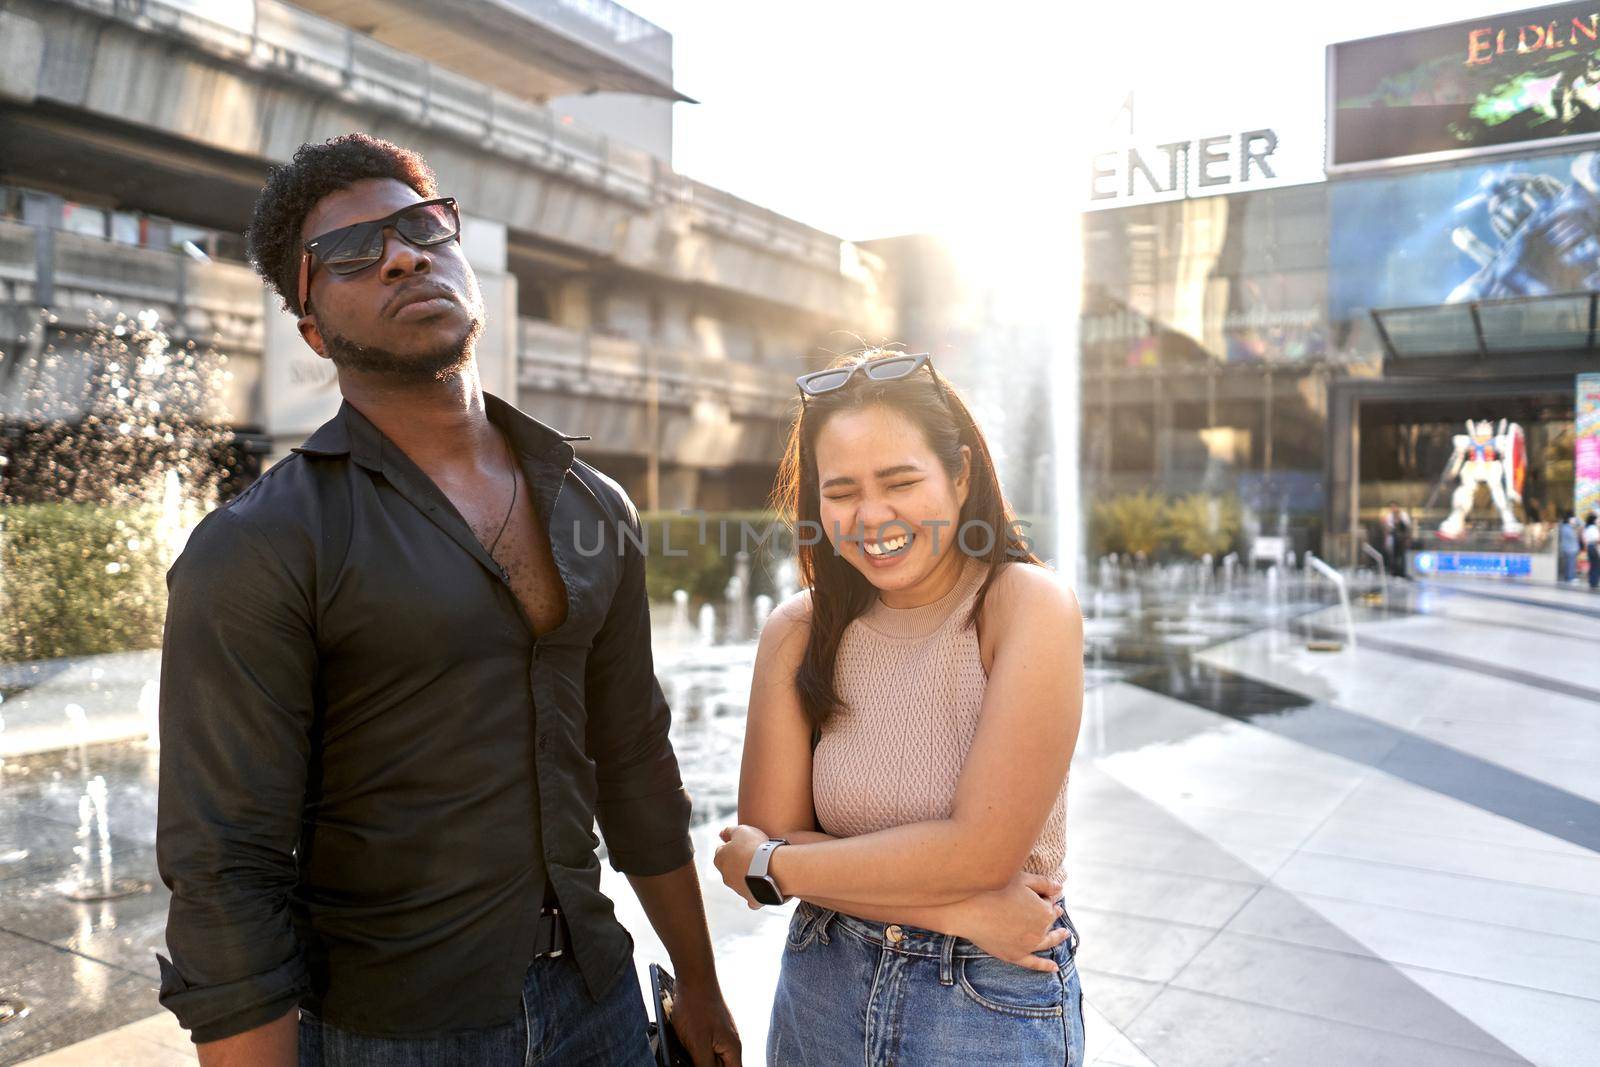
left=1579, top=372, right=1600, bottom=518
left=1330, top=4, right=1600, bottom=172
left=1329, top=146, right=1600, bottom=317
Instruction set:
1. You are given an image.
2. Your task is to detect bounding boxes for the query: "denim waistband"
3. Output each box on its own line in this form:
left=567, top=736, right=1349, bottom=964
left=799, top=899, right=1079, bottom=960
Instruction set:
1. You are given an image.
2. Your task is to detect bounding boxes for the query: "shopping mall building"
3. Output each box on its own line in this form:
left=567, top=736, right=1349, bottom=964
left=1081, top=2, right=1600, bottom=578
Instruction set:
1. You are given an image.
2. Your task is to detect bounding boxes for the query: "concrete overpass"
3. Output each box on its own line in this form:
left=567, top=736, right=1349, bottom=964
left=0, top=0, right=889, bottom=509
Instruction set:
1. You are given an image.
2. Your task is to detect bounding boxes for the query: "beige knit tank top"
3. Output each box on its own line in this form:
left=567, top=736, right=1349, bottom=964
left=812, top=555, right=1069, bottom=877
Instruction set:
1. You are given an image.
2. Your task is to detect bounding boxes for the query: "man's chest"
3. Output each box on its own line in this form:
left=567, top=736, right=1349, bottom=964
left=491, top=499, right=568, bottom=637
left=441, top=467, right=569, bottom=637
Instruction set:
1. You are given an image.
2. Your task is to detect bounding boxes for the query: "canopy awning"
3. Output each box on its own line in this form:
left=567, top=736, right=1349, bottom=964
left=1371, top=292, right=1600, bottom=374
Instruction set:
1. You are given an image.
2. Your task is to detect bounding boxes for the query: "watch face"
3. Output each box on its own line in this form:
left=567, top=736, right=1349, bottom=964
left=745, top=875, right=785, bottom=907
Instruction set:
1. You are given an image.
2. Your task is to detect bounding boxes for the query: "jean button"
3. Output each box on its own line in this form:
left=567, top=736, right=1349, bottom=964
left=885, top=924, right=904, bottom=944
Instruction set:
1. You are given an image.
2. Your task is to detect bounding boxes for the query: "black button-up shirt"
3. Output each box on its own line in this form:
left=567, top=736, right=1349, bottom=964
left=154, top=393, right=692, bottom=1043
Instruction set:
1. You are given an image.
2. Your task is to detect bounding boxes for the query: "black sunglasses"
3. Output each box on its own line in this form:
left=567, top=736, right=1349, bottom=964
left=297, top=197, right=460, bottom=312
left=796, top=352, right=934, bottom=397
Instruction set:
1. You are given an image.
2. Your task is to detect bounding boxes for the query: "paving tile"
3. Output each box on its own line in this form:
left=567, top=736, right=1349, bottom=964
left=1080, top=683, right=1222, bottom=755
left=0, top=931, right=160, bottom=1065
left=1169, top=932, right=1516, bottom=1055
left=114, top=1012, right=193, bottom=1055
left=1268, top=852, right=1600, bottom=942
left=1301, top=817, right=1600, bottom=896
left=1322, top=776, right=1597, bottom=858
left=1067, top=819, right=1273, bottom=883
left=1069, top=908, right=1217, bottom=986
left=1223, top=886, right=1384, bottom=956
left=1066, top=859, right=1261, bottom=930
left=18, top=1028, right=193, bottom=1066
left=1088, top=1031, right=1159, bottom=1067
left=1079, top=968, right=1164, bottom=1031
left=1125, top=987, right=1523, bottom=1067
left=1398, top=967, right=1600, bottom=1067
left=1103, top=752, right=1362, bottom=824
left=0, top=845, right=168, bottom=980
left=1411, top=716, right=1600, bottom=763
left=1298, top=897, right=1600, bottom=1002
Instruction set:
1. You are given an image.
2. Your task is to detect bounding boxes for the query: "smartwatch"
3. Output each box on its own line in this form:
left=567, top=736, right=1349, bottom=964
left=744, top=838, right=790, bottom=906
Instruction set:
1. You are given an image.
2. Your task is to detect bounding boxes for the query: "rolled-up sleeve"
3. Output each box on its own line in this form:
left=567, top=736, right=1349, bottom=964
left=154, top=508, right=316, bottom=1043
left=584, top=498, right=693, bottom=876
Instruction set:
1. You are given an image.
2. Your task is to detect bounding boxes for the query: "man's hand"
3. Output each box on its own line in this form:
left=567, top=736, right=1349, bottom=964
left=713, top=825, right=770, bottom=908
left=668, top=971, right=742, bottom=1067
left=624, top=862, right=742, bottom=1066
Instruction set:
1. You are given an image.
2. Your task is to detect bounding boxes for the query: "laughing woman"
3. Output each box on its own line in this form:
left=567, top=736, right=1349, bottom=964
left=713, top=350, right=1085, bottom=1066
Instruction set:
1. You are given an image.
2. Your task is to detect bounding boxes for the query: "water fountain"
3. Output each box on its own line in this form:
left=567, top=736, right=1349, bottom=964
left=57, top=774, right=147, bottom=902
left=665, top=588, right=693, bottom=648
left=723, top=551, right=752, bottom=644
left=773, top=555, right=798, bottom=604
left=1, top=305, right=227, bottom=652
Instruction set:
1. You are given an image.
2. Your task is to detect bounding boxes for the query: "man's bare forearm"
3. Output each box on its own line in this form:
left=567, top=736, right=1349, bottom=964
left=626, top=862, right=720, bottom=987
left=196, top=1008, right=297, bottom=1067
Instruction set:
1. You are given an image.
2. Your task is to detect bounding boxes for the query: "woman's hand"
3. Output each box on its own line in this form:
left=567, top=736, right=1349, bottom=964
left=713, top=825, right=771, bottom=909
left=953, top=873, right=1069, bottom=973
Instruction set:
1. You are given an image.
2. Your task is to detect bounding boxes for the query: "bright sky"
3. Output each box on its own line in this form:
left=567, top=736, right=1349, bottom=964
left=622, top=0, right=1489, bottom=241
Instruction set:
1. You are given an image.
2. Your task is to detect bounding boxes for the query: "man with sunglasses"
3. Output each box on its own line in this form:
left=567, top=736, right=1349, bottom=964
left=155, top=134, right=741, bottom=1065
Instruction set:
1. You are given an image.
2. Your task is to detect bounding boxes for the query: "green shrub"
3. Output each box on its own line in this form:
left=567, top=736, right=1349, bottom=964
left=1090, top=491, right=1168, bottom=557
left=1, top=503, right=171, bottom=663
left=1088, top=492, right=1245, bottom=561
left=638, top=510, right=796, bottom=604
left=1163, top=493, right=1242, bottom=560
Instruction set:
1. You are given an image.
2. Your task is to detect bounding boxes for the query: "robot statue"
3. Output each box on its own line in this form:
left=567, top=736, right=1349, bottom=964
left=1438, top=419, right=1526, bottom=540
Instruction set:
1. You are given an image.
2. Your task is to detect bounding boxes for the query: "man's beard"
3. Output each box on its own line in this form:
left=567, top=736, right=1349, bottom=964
left=319, top=316, right=484, bottom=382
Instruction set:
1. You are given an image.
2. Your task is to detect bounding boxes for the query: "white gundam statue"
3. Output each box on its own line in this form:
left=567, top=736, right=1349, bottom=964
left=1438, top=419, right=1526, bottom=540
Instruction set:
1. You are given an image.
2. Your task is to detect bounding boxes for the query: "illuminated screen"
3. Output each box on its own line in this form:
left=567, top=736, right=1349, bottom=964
left=1332, top=3, right=1600, bottom=169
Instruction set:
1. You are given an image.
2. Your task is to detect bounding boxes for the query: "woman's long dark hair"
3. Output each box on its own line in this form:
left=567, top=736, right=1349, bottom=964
left=770, top=349, right=1042, bottom=732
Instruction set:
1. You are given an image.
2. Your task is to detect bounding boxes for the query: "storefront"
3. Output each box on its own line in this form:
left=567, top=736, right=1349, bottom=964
left=1082, top=2, right=1600, bottom=577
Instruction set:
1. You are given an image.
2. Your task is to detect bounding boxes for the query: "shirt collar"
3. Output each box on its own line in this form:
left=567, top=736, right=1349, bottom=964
left=292, top=392, right=590, bottom=471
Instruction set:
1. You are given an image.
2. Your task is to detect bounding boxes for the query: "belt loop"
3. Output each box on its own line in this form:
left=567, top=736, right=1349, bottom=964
left=817, top=908, right=836, bottom=945
left=939, top=933, right=956, bottom=986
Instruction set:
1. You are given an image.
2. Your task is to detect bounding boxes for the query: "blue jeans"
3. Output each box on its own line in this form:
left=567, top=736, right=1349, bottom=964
left=768, top=900, right=1086, bottom=1066
left=297, top=952, right=653, bottom=1066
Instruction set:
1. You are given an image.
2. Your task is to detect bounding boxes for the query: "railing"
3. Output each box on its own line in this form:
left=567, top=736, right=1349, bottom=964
left=505, top=0, right=673, bottom=82
left=0, top=220, right=262, bottom=339
left=517, top=318, right=796, bottom=408
left=52, top=0, right=848, bottom=274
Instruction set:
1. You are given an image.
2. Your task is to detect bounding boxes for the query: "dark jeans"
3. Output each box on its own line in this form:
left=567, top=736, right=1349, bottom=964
left=297, top=952, right=653, bottom=1066
left=1590, top=546, right=1600, bottom=589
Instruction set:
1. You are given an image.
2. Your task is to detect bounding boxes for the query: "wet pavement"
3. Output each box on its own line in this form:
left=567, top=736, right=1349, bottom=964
left=3, top=571, right=1599, bottom=1064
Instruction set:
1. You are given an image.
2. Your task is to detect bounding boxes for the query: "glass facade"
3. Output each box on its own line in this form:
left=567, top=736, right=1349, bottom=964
left=1080, top=146, right=1598, bottom=563
left=1082, top=183, right=1330, bottom=373
left=1081, top=184, right=1333, bottom=557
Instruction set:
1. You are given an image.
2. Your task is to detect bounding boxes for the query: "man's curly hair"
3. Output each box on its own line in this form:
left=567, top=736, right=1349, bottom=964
left=246, top=133, right=438, bottom=316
